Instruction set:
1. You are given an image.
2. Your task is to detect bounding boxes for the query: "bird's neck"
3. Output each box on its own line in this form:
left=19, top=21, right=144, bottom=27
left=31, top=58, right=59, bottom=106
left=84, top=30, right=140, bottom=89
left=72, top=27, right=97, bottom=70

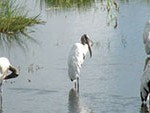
left=83, top=44, right=89, bottom=54
left=145, top=58, right=150, bottom=71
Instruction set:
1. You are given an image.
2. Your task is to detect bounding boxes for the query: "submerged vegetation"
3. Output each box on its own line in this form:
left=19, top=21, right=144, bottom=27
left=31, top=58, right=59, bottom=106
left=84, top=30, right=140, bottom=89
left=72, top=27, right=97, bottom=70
left=0, top=0, right=44, bottom=48
left=100, top=0, right=119, bottom=28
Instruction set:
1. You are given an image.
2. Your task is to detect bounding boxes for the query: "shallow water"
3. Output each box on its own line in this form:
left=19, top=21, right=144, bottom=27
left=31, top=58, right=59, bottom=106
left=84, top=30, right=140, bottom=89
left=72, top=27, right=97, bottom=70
left=0, top=0, right=149, bottom=113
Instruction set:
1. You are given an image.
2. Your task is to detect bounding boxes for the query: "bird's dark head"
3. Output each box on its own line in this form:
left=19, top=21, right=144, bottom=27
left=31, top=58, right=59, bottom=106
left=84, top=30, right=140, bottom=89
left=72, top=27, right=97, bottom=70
left=4, top=66, right=19, bottom=80
left=81, top=34, right=93, bottom=58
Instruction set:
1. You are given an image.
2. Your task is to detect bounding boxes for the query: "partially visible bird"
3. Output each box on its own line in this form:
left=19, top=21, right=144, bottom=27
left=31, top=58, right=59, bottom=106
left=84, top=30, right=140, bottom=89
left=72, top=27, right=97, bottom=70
left=0, top=57, right=19, bottom=90
left=67, top=34, right=93, bottom=92
left=140, top=57, right=150, bottom=105
left=143, top=20, right=150, bottom=56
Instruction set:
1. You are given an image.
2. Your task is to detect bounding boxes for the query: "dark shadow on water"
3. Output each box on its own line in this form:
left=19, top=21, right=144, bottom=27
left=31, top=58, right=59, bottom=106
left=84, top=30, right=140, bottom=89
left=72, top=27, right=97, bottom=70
left=68, top=88, right=92, bottom=113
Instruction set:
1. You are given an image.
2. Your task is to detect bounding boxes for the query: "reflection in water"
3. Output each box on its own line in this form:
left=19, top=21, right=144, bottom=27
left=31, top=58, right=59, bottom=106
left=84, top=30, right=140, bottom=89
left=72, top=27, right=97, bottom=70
left=0, top=93, right=3, bottom=113
left=68, top=88, right=92, bottom=113
left=140, top=104, right=149, bottom=113
left=0, top=34, right=38, bottom=50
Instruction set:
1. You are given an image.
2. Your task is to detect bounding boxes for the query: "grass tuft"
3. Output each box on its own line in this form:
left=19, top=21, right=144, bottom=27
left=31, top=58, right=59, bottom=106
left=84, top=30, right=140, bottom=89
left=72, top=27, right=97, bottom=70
left=0, top=0, right=45, bottom=48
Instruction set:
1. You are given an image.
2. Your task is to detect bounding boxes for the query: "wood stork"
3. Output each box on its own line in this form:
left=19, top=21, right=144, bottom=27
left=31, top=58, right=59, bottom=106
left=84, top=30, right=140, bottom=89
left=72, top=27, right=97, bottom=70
left=143, top=20, right=150, bottom=56
left=67, top=34, right=93, bottom=92
left=140, top=57, right=150, bottom=105
left=0, top=57, right=19, bottom=92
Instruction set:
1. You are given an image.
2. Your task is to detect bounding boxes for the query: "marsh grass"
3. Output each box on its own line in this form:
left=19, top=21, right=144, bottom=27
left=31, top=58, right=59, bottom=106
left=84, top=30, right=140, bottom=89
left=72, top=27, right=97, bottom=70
left=0, top=16, right=42, bottom=36
left=41, top=0, right=118, bottom=28
left=41, top=0, right=95, bottom=10
left=0, top=0, right=45, bottom=48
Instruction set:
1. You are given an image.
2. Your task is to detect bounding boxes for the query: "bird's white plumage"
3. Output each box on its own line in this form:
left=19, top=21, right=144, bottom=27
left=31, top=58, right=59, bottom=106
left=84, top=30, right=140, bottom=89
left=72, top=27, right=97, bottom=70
left=0, top=57, right=10, bottom=79
left=0, top=57, right=19, bottom=93
left=67, top=34, right=92, bottom=92
left=68, top=43, right=89, bottom=81
left=143, top=21, right=150, bottom=55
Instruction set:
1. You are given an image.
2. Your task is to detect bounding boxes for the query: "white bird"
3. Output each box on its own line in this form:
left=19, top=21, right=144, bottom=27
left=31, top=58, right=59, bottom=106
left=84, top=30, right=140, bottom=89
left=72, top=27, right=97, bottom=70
left=67, top=34, right=92, bottom=92
left=143, top=20, right=150, bottom=56
left=0, top=57, right=19, bottom=92
left=140, top=57, right=150, bottom=105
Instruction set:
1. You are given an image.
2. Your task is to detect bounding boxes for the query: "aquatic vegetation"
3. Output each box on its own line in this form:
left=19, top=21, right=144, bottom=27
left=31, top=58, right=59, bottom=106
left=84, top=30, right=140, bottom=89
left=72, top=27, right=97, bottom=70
left=0, top=16, right=42, bottom=36
left=28, top=63, right=43, bottom=74
left=0, top=0, right=44, bottom=48
left=41, top=0, right=118, bottom=28
left=121, top=35, right=127, bottom=48
left=42, top=0, right=96, bottom=10
left=100, top=0, right=119, bottom=28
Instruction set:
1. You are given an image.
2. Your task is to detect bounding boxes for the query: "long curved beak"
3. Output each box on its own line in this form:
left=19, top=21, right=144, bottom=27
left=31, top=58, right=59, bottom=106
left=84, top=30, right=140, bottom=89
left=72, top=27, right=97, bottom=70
left=87, top=39, right=92, bottom=58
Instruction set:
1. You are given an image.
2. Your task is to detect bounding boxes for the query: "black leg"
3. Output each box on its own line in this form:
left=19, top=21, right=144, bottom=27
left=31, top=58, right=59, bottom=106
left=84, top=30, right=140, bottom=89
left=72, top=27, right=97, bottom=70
left=74, top=81, right=76, bottom=89
left=77, top=77, right=79, bottom=94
